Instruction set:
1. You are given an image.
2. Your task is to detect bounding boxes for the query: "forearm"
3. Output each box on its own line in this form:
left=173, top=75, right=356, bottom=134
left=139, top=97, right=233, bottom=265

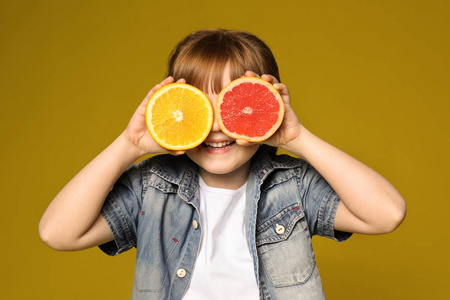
left=283, top=125, right=406, bottom=234
left=39, top=132, right=142, bottom=249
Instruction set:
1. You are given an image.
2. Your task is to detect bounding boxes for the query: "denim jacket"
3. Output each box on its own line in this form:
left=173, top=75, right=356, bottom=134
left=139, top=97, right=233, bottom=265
left=100, top=148, right=351, bottom=299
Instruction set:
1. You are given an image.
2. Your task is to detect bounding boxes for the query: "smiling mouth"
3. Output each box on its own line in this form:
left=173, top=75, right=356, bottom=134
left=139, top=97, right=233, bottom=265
left=202, top=141, right=236, bottom=149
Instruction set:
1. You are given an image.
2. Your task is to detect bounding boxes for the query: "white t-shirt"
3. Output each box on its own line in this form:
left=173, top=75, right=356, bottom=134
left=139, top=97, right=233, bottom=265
left=182, top=177, right=259, bottom=300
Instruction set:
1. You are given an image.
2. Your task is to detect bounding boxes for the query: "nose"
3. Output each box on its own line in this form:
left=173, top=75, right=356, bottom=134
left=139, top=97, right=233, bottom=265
left=206, top=92, right=221, bottom=132
left=211, top=110, right=221, bottom=132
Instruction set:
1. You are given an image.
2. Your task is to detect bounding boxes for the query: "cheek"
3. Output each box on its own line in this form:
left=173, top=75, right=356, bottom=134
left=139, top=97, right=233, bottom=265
left=185, top=147, right=202, bottom=162
left=243, top=144, right=260, bottom=159
left=230, top=144, right=260, bottom=165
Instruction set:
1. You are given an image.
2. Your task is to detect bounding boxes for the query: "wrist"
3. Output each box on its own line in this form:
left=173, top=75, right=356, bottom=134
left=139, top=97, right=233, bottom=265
left=282, top=124, right=309, bottom=159
left=116, top=132, right=145, bottom=163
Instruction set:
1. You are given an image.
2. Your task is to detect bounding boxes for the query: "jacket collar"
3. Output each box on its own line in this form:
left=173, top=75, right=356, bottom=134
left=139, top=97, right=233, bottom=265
left=249, top=147, right=303, bottom=182
left=148, top=147, right=303, bottom=201
left=149, top=154, right=199, bottom=202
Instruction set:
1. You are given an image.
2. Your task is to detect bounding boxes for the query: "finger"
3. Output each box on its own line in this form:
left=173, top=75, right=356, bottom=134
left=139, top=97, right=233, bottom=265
left=143, top=85, right=161, bottom=102
left=144, top=76, right=176, bottom=100
left=168, top=150, right=186, bottom=156
left=176, top=78, right=187, bottom=84
left=160, top=76, right=175, bottom=86
left=244, top=71, right=260, bottom=78
left=154, top=77, right=175, bottom=92
left=235, top=139, right=259, bottom=147
left=273, top=83, right=290, bottom=97
left=261, top=74, right=280, bottom=85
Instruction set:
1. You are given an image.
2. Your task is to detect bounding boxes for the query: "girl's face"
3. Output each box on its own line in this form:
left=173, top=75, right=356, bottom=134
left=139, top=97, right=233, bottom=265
left=185, top=63, right=260, bottom=189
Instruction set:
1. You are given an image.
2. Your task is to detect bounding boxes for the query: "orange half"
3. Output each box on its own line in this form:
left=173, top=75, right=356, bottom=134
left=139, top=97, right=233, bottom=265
left=145, top=83, right=213, bottom=150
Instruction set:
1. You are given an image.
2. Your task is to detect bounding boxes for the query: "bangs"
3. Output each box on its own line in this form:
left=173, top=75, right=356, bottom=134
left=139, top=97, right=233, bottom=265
left=168, top=29, right=280, bottom=94
left=172, top=44, right=231, bottom=94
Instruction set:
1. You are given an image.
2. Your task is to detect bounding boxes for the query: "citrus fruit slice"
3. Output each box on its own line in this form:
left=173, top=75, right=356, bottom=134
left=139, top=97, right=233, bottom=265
left=145, top=83, right=213, bottom=150
left=216, top=77, right=284, bottom=142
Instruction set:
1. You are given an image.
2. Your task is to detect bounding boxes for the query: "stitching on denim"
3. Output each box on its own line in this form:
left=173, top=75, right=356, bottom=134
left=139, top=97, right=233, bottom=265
left=260, top=170, right=297, bottom=192
left=259, top=277, right=271, bottom=299
left=101, top=197, right=135, bottom=254
left=168, top=223, right=199, bottom=300
left=256, top=213, right=306, bottom=246
left=317, top=187, right=345, bottom=241
left=256, top=203, right=304, bottom=233
left=257, top=224, right=317, bottom=287
left=136, top=237, right=180, bottom=293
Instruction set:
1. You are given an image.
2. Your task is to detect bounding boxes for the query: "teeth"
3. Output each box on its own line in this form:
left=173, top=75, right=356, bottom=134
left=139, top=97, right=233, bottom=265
left=204, top=141, right=233, bottom=148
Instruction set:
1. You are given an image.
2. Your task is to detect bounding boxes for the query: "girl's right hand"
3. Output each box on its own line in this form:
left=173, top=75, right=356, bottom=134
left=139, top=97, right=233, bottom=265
left=123, top=76, right=187, bottom=157
left=39, top=76, right=187, bottom=252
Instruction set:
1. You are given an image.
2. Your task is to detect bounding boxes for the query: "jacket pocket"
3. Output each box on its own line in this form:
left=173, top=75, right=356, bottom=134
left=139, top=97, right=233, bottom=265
left=256, top=205, right=316, bottom=287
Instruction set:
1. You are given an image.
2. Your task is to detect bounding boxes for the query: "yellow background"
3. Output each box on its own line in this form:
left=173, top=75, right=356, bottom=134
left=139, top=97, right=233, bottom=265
left=1, top=0, right=449, bottom=299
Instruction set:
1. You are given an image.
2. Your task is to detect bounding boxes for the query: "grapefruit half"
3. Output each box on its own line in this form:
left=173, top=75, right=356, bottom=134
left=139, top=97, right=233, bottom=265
left=216, top=77, right=284, bottom=142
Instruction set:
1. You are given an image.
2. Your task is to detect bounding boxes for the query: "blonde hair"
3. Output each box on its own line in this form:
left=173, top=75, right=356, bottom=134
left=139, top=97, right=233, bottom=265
left=167, top=29, right=280, bottom=94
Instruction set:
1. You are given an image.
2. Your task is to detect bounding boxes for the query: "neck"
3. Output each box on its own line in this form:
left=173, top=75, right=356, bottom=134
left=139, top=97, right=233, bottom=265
left=198, top=160, right=251, bottom=190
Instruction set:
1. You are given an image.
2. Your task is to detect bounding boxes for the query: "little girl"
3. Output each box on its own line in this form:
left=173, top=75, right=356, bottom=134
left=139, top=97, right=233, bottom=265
left=39, top=29, right=406, bottom=300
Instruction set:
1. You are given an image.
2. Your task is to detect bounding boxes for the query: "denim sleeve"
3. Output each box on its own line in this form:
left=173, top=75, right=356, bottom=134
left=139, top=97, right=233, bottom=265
left=98, top=163, right=144, bottom=256
left=298, top=163, right=352, bottom=242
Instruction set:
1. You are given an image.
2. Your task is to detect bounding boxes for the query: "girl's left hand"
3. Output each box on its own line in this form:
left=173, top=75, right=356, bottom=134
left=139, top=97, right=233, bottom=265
left=236, top=71, right=303, bottom=150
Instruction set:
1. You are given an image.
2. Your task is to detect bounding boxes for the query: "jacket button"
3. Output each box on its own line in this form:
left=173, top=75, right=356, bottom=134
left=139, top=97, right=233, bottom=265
left=177, top=268, right=187, bottom=278
left=275, top=224, right=285, bottom=235
left=192, top=220, right=199, bottom=230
